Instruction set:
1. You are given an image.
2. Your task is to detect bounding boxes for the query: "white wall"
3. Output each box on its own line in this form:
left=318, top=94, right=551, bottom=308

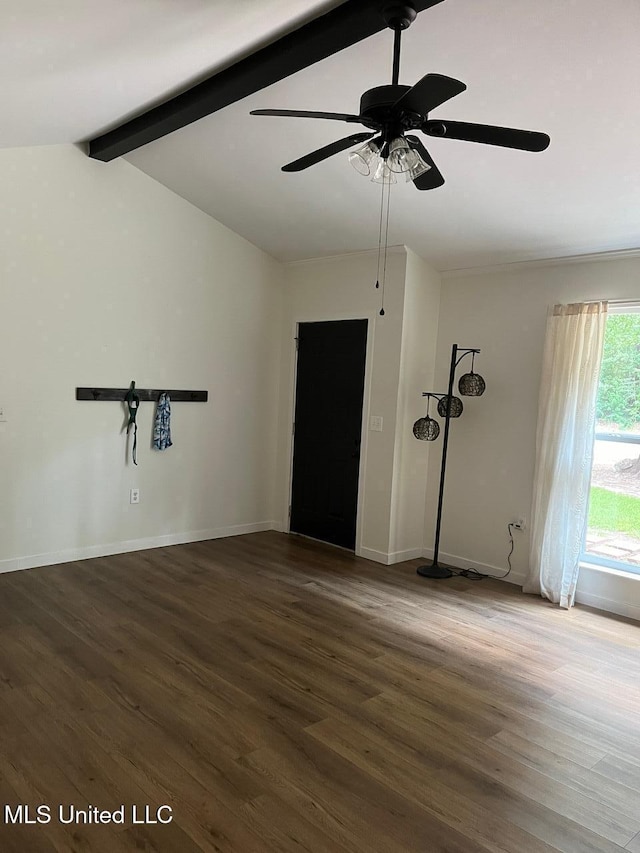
left=389, top=247, right=441, bottom=560
left=428, top=254, right=640, bottom=619
left=0, top=144, right=283, bottom=571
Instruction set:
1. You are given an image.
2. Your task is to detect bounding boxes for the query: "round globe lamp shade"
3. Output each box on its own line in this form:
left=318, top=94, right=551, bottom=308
left=436, top=395, right=463, bottom=418
left=413, top=416, right=440, bottom=441
left=458, top=372, right=486, bottom=396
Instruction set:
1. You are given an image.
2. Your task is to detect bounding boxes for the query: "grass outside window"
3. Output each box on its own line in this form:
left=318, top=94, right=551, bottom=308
left=588, top=486, right=640, bottom=538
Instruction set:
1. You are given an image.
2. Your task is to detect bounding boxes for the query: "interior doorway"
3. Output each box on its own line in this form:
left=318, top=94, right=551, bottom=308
left=290, top=319, right=368, bottom=550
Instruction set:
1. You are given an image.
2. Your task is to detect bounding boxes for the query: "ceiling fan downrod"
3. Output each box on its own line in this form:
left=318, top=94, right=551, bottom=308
left=383, top=2, right=417, bottom=85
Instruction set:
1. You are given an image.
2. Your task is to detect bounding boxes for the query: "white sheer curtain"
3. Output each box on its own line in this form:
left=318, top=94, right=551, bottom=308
left=524, top=301, right=608, bottom=608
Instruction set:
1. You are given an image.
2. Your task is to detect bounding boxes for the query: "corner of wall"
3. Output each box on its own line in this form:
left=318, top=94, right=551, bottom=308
left=389, top=249, right=442, bottom=558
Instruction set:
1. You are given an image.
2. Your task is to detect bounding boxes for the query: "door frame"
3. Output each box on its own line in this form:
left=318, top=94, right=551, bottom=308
left=282, top=312, right=375, bottom=556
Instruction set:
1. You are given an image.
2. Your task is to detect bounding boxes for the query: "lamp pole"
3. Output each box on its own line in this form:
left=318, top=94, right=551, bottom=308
left=417, top=344, right=481, bottom=579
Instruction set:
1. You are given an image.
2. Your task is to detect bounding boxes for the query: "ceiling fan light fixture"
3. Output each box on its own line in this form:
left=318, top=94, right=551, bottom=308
left=386, top=136, right=432, bottom=181
left=348, top=140, right=380, bottom=176
left=404, top=150, right=431, bottom=181
left=387, top=137, right=412, bottom=173
left=371, top=159, right=396, bottom=184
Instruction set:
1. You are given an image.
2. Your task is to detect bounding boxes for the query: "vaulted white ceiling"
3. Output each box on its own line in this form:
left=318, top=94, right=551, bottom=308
left=4, top=0, right=640, bottom=270
left=0, top=0, right=341, bottom=145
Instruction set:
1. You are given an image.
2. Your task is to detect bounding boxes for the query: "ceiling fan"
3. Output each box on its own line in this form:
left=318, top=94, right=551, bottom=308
left=250, top=2, right=550, bottom=189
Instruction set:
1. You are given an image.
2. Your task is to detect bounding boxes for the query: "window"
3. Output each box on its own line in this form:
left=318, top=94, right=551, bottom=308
left=584, top=306, right=640, bottom=574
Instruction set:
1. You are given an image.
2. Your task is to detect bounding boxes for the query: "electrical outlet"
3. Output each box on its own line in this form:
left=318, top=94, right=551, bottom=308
left=130, top=488, right=140, bottom=505
left=370, top=415, right=383, bottom=432
left=0, top=405, right=6, bottom=423
left=512, top=517, right=526, bottom=531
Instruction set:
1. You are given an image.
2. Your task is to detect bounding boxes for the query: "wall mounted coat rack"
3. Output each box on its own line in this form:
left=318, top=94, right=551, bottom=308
left=76, top=387, right=208, bottom=402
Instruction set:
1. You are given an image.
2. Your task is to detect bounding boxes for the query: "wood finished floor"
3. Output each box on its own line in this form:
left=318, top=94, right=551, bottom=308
left=1, top=532, right=639, bottom=852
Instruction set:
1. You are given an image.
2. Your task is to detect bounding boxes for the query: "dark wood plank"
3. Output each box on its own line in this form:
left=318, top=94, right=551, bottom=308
left=75, top=387, right=207, bottom=402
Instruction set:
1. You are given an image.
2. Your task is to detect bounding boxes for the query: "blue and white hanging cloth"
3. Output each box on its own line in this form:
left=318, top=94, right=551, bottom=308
left=153, top=393, right=173, bottom=451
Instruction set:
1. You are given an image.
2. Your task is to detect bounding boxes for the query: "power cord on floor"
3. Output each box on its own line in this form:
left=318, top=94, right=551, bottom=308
left=448, top=523, right=515, bottom=581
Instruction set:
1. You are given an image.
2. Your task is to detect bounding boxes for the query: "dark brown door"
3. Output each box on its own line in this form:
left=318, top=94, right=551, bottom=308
left=290, top=319, right=368, bottom=550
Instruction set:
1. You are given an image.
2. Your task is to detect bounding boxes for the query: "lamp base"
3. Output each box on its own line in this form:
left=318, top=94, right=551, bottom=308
left=416, top=563, right=453, bottom=579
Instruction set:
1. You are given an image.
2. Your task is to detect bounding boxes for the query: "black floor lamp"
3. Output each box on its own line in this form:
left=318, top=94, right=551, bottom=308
left=413, top=344, right=486, bottom=578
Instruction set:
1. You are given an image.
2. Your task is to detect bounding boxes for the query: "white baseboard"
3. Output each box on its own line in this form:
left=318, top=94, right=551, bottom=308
left=389, top=547, right=424, bottom=563
left=0, top=521, right=279, bottom=575
left=358, top=546, right=423, bottom=565
left=421, top=548, right=526, bottom=586
left=357, top=546, right=392, bottom=565
left=576, top=564, right=640, bottom=622
left=574, top=589, right=640, bottom=622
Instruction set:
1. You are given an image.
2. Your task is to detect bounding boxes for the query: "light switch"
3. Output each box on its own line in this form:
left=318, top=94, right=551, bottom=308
left=370, top=415, right=383, bottom=432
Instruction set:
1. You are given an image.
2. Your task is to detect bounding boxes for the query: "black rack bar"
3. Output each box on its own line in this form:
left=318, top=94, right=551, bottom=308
left=76, top=388, right=207, bottom=402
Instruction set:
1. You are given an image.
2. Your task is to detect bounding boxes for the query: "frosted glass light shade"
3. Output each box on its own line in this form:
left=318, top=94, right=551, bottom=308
left=371, top=160, right=396, bottom=184
left=348, top=141, right=380, bottom=176
left=405, top=153, right=431, bottom=181
left=388, top=137, right=431, bottom=182
left=387, top=137, right=412, bottom=173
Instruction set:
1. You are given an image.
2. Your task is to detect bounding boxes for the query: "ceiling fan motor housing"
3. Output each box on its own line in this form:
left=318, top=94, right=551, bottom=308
left=359, top=85, right=424, bottom=130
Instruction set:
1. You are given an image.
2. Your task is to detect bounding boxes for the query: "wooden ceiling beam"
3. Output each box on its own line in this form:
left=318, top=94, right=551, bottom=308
left=87, top=0, right=444, bottom=161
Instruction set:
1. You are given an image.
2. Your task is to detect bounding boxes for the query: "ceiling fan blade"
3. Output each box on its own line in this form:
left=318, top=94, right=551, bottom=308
left=251, top=108, right=365, bottom=124
left=393, top=74, right=466, bottom=115
left=282, top=132, right=375, bottom=172
left=423, top=120, right=550, bottom=151
left=405, top=136, right=445, bottom=189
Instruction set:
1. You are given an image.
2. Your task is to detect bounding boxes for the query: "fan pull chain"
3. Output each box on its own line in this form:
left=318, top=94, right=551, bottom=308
left=374, top=170, right=393, bottom=316
left=375, top=178, right=386, bottom=292
left=379, top=176, right=392, bottom=316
